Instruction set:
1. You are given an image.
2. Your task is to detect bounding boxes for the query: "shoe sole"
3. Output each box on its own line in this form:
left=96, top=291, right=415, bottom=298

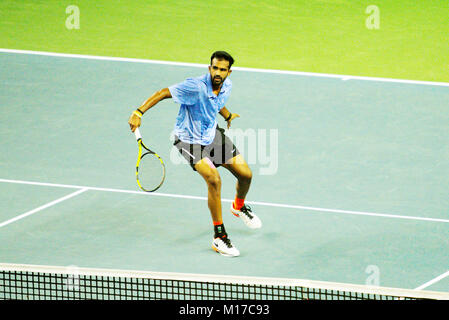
left=212, top=244, right=239, bottom=257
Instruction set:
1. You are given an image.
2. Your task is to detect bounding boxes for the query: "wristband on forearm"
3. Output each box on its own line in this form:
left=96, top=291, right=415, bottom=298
left=225, top=113, right=232, bottom=121
left=134, top=109, right=144, bottom=118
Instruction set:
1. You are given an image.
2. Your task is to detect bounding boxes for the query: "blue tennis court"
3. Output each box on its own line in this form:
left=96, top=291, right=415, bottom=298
left=0, top=50, right=448, bottom=294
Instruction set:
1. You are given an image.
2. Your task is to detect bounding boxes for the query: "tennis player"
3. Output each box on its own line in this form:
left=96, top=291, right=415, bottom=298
left=128, top=51, right=261, bottom=257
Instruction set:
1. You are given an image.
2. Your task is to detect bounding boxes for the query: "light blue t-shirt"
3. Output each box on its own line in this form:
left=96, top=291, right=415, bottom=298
left=168, top=73, right=232, bottom=145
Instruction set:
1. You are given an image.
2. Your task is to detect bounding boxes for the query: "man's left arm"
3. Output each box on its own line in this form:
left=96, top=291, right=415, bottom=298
left=219, top=106, right=240, bottom=129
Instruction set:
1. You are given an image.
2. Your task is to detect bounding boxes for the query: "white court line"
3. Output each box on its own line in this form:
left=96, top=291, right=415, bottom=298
left=414, top=271, right=449, bottom=291
left=0, top=188, right=88, bottom=228
left=1, top=48, right=449, bottom=87
left=1, top=178, right=448, bottom=224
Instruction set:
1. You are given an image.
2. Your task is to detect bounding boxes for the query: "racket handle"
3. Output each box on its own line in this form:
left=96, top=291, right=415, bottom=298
left=134, top=127, right=142, bottom=141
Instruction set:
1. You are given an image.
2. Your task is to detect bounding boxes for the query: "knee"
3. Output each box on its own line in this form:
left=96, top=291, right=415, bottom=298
left=206, top=173, right=221, bottom=190
left=239, top=168, right=252, bottom=184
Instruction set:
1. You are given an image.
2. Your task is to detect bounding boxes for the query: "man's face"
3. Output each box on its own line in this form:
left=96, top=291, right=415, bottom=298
left=209, top=58, right=232, bottom=88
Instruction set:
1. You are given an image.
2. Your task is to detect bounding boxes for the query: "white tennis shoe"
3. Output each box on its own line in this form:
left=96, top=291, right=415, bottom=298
left=231, top=204, right=262, bottom=229
left=212, top=236, right=240, bottom=257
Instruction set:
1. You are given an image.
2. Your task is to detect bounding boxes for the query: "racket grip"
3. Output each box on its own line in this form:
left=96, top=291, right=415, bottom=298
left=134, top=127, right=142, bottom=141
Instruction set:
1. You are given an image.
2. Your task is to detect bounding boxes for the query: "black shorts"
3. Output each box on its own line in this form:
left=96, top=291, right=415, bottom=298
left=173, top=126, right=240, bottom=171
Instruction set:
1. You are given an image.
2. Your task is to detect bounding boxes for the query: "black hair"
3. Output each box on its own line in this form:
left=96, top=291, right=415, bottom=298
left=210, top=51, right=234, bottom=68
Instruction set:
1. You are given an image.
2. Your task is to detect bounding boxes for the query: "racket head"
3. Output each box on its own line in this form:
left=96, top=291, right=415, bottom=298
left=136, top=144, right=166, bottom=192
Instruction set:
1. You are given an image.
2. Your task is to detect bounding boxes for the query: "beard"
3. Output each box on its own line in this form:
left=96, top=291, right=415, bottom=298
left=212, top=75, right=225, bottom=87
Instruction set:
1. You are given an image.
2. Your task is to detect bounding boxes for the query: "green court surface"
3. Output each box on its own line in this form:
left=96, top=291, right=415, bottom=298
left=1, top=0, right=448, bottom=82
left=0, top=52, right=448, bottom=293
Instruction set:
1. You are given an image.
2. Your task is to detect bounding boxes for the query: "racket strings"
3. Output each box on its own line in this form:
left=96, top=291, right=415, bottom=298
left=137, top=152, right=165, bottom=192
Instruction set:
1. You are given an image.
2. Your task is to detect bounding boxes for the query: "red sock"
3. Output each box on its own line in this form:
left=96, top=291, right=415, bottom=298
left=233, top=197, right=245, bottom=211
left=213, top=220, right=223, bottom=226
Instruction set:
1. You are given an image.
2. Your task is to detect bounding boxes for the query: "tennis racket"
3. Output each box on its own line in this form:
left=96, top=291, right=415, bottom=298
left=134, top=127, right=166, bottom=192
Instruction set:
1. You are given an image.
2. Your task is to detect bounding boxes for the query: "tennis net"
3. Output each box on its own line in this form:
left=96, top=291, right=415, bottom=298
left=0, top=263, right=447, bottom=300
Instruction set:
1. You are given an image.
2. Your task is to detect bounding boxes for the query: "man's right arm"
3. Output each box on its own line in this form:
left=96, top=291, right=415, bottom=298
left=138, top=88, right=172, bottom=114
left=128, top=88, right=172, bottom=132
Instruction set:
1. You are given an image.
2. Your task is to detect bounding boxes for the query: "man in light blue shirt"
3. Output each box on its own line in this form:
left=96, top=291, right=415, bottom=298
left=169, top=71, right=232, bottom=145
left=128, top=51, right=262, bottom=257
